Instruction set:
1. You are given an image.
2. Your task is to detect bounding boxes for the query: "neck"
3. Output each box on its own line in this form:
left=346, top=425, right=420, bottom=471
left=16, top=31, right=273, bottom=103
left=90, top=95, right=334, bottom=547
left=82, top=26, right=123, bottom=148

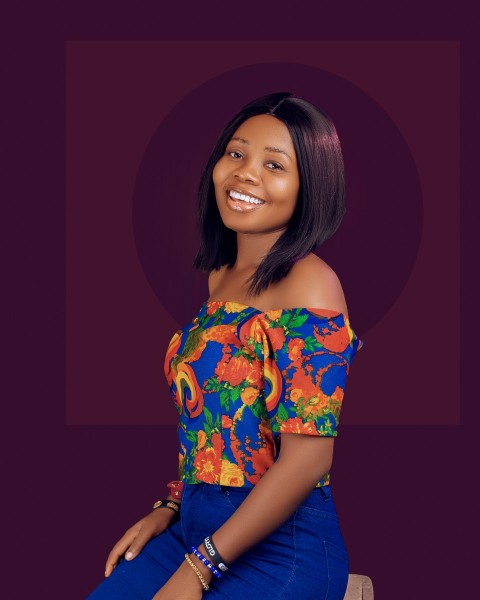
left=233, top=229, right=285, bottom=271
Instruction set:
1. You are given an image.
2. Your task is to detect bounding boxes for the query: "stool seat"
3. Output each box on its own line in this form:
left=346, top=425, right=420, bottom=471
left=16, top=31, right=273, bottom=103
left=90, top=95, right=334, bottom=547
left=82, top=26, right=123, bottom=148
left=343, top=574, right=374, bottom=599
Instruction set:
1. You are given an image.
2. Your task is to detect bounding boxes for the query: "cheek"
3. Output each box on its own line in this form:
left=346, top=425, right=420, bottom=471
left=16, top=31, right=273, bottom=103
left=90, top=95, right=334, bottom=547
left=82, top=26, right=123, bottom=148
left=212, top=164, right=227, bottom=208
left=274, top=178, right=299, bottom=204
left=212, top=158, right=228, bottom=185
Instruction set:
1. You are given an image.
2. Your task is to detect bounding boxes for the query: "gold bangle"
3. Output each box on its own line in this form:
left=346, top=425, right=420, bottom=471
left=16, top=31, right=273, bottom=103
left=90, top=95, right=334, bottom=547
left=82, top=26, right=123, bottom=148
left=184, top=553, right=210, bottom=591
left=152, top=499, right=179, bottom=513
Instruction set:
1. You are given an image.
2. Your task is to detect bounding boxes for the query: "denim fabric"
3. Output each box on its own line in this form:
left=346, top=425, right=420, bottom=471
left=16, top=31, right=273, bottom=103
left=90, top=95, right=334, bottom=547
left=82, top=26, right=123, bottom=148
left=86, top=483, right=349, bottom=599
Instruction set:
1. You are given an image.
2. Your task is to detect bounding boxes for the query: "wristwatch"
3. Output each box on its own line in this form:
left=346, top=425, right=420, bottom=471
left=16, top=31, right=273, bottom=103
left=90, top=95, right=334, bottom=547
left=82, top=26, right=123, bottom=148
left=167, top=480, right=184, bottom=501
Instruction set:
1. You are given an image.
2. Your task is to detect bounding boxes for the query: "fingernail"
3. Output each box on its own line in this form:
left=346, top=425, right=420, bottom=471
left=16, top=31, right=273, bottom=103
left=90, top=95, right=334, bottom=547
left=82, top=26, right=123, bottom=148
left=125, top=551, right=133, bottom=560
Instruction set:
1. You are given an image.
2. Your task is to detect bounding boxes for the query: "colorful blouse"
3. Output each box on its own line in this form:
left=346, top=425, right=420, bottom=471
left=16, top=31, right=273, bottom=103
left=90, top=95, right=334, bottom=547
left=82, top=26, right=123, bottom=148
left=164, top=300, right=364, bottom=489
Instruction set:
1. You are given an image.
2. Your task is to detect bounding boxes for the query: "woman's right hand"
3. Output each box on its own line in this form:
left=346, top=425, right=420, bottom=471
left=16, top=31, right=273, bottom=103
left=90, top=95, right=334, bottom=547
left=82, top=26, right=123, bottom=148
left=104, top=506, right=178, bottom=577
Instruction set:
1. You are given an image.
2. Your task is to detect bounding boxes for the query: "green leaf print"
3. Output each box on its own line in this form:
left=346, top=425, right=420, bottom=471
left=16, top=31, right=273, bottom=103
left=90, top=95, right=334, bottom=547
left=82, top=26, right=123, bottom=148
left=303, top=335, right=319, bottom=352
left=219, top=388, right=230, bottom=411
left=285, top=312, right=309, bottom=330
left=173, top=327, right=204, bottom=367
left=277, top=309, right=308, bottom=331
left=249, top=401, right=268, bottom=420
left=230, top=386, right=241, bottom=402
left=185, top=430, right=197, bottom=442
left=204, top=377, right=219, bottom=392
left=277, top=403, right=289, bottom=423
left=204, top=406, right=213, bottom=427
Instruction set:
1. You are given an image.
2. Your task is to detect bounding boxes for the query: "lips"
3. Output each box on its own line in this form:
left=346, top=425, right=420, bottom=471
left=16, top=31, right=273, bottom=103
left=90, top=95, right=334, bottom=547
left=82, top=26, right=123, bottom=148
left=226, top=187, right=266, bottom=204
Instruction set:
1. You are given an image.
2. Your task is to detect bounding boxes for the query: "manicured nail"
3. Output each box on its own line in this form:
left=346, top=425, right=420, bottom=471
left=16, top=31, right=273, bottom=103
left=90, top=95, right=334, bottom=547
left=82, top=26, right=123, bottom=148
left=125, top=551, right=133, bottom=560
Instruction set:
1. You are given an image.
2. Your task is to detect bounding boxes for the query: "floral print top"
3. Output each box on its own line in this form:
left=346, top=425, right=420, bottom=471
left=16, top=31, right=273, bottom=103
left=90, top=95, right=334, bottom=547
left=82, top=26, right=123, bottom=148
left=164, top=300, right=364, bottom=489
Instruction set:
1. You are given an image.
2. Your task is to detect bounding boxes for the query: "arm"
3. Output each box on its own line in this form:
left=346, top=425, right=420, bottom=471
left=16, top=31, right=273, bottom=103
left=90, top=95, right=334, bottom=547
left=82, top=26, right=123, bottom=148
left=105, top=488, right=180, bottom=577
left=193, top=433, right=334, bottom=580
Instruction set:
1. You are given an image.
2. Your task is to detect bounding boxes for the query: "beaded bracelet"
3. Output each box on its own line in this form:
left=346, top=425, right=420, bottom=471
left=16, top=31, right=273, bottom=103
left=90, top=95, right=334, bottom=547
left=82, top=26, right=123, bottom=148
left=191, top=546, right=223, bottom=579
left=184, top=553, right=210, bottom=591
left=203, top=535, right=229, bottom=572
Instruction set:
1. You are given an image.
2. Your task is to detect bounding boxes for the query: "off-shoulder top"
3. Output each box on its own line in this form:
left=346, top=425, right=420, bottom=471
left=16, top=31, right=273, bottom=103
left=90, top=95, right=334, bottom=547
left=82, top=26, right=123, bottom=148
left=164, top=300, right=364, bottom=489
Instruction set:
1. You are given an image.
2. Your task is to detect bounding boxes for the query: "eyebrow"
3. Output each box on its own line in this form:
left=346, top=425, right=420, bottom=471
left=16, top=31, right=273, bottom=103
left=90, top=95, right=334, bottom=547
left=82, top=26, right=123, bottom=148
left=229, top=136, right=293, bottom=162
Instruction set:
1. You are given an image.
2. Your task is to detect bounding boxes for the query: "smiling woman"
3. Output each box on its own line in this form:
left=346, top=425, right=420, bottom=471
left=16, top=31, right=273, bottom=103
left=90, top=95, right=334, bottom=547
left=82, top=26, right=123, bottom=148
left=194, top=92, right=346, bottom=298
left=85, top=92, right=364, bottom=600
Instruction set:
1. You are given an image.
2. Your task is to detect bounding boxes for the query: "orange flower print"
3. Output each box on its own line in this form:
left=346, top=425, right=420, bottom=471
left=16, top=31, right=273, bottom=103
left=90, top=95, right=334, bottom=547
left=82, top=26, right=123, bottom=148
left=287, top=337, right=305, bottom=362
left=222, top=415, right=233, bottom=429
left=210, top=431, right=225, bottom=456
left=245, top=360, right=263, bottom=388
left=205, top=324, right=239, bottom=346
left=238, top=316, right=260, bottom=355
left=205, top=302, right=225, bottom=316
left=219, top=459, right=245, bottom=486
left=258, top=420, right=275, bottom=450
left=223, top=302, right=249, bottom=314
left=197, top=430, right=206, bottom=449
left=241, top=386, right=259, bottom=406
left=290, top=368, right=322, bottom=405
left=264, top=309, right=283, bottom=322
left=301, top=394, right=330, bottom=419
left=279, top=417, right=319, bottom=435
left=265, top=326, right=285, bottom=352
left=193, top=446, right=219, bottom=483
left=330, top=386, right=344, bottom=405
left=214, top=348, right=232, bottom=381
left=313, top=320, right=350, bottom=353
left=248, top=447, right=273, bottom=478
left=217, top=354, right=252, bottom=387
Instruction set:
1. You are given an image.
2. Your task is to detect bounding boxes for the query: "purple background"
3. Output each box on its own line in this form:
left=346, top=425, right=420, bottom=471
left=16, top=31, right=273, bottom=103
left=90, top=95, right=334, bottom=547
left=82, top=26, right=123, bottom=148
left=5, top=3, right=477, bottom=599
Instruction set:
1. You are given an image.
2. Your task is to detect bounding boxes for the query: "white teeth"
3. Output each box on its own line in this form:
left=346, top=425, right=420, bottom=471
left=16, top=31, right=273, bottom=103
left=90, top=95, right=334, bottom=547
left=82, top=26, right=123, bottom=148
left=229, top=190, right=264, bottom=205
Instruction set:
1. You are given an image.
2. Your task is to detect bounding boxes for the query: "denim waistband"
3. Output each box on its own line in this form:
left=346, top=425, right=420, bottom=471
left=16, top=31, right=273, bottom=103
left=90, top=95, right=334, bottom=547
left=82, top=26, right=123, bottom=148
left=184, top=482, right=332, bottom=495
left=182, top=481, right=337, bottom=516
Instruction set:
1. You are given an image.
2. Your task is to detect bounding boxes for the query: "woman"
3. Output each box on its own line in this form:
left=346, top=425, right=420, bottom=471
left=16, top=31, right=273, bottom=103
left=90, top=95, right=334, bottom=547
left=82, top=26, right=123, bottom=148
left=86, top=91, right=364, bottom=599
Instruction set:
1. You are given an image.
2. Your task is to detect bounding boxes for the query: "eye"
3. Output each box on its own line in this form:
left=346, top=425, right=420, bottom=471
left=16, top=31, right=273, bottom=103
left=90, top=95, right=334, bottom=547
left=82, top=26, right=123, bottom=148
left=226, top=150, right=242, bottom=159
left=266, top=162, right=283, bottom=171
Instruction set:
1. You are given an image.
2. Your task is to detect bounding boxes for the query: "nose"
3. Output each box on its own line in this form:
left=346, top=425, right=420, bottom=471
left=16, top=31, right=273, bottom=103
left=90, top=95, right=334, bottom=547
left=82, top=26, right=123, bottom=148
left=233, top=160, right=259, bottom=184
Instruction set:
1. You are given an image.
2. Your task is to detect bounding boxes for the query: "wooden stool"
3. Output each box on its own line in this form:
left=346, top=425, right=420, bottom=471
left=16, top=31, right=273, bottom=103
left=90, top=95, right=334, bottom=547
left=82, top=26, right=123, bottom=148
left=343, top=574, right=374, bottom=599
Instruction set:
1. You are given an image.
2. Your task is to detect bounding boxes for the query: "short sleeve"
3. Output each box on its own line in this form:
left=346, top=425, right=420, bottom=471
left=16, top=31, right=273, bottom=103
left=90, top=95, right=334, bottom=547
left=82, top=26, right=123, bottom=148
left=250, top=308, right=363, bottom=437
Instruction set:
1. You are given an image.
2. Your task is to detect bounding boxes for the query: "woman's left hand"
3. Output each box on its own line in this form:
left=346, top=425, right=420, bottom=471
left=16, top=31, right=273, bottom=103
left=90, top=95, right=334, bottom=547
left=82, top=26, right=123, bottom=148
left=151, top=551, right=213, bottom=599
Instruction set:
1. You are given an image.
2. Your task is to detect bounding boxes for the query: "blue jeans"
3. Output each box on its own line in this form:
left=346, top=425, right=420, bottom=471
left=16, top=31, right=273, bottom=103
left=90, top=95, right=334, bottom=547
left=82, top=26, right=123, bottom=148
left=86, top=482, right=349, bottom=599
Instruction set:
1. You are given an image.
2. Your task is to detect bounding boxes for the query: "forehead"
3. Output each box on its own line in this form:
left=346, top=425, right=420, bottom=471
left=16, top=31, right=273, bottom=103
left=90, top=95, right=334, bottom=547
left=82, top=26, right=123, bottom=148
left=231, top=115, right=296, bottom=155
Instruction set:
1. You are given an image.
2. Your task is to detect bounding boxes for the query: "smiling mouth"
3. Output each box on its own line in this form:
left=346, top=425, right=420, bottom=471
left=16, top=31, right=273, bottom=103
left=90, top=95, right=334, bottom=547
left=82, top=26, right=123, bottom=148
left=225, top=189, right=266, bottom=212
left=226, top=191, right=264, bottom=213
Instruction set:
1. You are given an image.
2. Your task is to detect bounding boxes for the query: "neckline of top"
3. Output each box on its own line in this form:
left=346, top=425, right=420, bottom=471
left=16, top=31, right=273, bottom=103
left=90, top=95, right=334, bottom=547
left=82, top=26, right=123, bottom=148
left=202, top=299, right=350, bottom=322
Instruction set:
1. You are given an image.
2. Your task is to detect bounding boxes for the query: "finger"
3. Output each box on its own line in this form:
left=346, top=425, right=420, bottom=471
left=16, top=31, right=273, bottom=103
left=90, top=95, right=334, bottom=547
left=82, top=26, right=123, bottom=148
left=123, top=526, right=156, bottom=562
left=105, top=531, right=138, bottom=577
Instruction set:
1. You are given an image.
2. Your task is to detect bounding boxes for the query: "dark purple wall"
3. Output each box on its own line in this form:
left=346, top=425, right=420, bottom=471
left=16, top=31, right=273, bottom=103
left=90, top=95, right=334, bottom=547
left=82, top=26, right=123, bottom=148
left=4, top=3, right=477, bottom=599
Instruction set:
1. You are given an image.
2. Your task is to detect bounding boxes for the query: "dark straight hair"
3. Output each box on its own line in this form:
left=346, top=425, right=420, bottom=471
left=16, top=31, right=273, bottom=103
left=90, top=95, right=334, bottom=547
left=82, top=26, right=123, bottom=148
left=192, top=92, right=346, bottom=298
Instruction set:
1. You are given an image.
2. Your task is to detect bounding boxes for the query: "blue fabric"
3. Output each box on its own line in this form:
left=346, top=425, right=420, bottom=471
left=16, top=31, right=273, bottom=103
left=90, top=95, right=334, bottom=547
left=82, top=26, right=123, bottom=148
left=86, top=482, right=349, bottom=599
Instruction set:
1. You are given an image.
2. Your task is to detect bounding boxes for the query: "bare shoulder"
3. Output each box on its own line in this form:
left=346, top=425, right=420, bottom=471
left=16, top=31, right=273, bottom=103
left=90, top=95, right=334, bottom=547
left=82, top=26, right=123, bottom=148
left=278, top=254, right=348, bottom=315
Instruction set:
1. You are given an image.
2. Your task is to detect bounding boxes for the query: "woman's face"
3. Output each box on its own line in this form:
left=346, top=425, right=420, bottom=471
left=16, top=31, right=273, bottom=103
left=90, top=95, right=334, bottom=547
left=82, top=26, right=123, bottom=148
left=212, top=114, right=300, bottom=235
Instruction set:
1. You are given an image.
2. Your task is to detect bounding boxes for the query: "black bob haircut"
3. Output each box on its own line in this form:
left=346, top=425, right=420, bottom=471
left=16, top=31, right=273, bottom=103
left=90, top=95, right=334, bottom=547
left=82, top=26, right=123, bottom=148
left=193, top=91, right=346, bottom=298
